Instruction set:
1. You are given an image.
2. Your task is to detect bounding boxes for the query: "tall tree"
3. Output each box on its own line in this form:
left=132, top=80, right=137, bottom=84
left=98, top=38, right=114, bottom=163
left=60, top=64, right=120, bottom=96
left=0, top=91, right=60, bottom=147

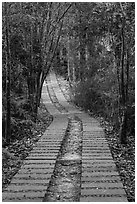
left=6, top=2, right=72, bottom=120
left=4, top=2, right=11, bottom=143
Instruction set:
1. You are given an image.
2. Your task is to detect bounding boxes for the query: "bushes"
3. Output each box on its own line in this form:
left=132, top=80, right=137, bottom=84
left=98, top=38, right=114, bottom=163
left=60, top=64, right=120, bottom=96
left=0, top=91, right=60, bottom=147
left=73, top=80, right=110, bottom=116
left=73, top=78, right=134, bottom=137
left=2, top=93, right=35, bottom=144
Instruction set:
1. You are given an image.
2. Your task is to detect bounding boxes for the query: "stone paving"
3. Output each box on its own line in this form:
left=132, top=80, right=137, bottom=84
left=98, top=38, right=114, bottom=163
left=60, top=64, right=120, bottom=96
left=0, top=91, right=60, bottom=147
left=2, top=72, right=128, bottom=202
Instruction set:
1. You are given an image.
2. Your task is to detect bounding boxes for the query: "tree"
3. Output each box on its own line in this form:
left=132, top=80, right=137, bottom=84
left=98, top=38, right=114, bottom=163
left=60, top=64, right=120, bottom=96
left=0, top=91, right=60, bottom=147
left=5, top=2, right=72, bottom=121
left=57, top=2, right=134, bottom=143
left=3, top=2, right=11, bottom=143
left=106, top=2, right=135, bottom=143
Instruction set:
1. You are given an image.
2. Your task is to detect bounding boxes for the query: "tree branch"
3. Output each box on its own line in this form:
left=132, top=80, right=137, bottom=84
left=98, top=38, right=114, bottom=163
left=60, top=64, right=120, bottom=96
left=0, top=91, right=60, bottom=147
left=44, top=20, right=64, bottom=78
left=48, top=3, right=72, bottom=37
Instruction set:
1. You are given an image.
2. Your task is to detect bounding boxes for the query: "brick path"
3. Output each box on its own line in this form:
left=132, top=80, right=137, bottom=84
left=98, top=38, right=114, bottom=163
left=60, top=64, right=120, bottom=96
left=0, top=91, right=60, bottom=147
left=2, top=72, right=128, bottom=202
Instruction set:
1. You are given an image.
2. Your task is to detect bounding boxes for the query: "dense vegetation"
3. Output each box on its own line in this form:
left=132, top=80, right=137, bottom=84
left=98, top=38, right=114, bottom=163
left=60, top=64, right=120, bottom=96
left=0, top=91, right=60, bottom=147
left=3, top=2, right=135, bottom=145
left=54, top=3, right=135, bottom=201
left=54, top=2, right=135, bottom=144
left=2, top=2, right=135, bottom=200
left=2, top=2, right=72, bottom=144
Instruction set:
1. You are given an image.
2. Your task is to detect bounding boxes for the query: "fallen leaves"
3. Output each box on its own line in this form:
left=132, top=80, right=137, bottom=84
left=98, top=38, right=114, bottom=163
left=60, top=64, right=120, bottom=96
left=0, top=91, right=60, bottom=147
left=2, top=103, right=53, bottom=191
left=101, top=122, right=135, bottom=202
left=43, top=116, right=82, bottom=202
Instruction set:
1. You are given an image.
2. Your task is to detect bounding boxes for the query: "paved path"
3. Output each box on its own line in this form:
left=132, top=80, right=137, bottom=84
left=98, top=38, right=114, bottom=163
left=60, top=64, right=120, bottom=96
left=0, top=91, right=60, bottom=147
left=2, top=80, right=68, bottom=202
left=2, top=72, right=128, bottom=202
left=48, top=72, right=128, bottom=202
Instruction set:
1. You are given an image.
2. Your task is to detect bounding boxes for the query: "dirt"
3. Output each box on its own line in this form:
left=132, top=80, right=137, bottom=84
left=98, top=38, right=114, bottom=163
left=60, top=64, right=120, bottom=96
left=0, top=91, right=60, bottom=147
left=43, top=116, right=83, bottom=202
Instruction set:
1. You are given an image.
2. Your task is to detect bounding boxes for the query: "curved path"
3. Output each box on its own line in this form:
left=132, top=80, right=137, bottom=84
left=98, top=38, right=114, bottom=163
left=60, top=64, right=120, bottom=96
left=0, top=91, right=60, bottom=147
left=2, top=72, right=128, bottom=202
left=48, top=72, right=128, bottom=202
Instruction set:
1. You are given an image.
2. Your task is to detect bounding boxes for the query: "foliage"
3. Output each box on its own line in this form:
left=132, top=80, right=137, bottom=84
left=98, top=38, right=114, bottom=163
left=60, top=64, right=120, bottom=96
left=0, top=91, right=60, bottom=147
left=2, top=103, right=53, bottom=190
left=56, top=2, right=135, bottom=141
left=2, top=2, right=135, bottom=200
left=3, top=1, right=134, bottom=144
left=2, top=2, right=72, bottom=143
left=57, top=70, right=135, bottom=202
left=104, top=124, right=135, bottom=202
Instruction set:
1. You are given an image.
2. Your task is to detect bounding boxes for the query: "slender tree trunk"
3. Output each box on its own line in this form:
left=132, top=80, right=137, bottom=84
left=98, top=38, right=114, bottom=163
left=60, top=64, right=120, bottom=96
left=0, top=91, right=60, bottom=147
left=120, top=26, right=125, bottom=107
left=37, top=71, right=46, bottom=106
left=4, top=2, right=11, bottom=143
left=39, top=74, right=46, bottom=103
left=78, top=13, right=85, bottom=82
left=120, top=50, right=129, bottom=144
left=30, top=25, right=34, bottom=110
left=79, top=41, right=85, bottom=81
left=28, top=24, right=37, bottom=117
left=72, top=62, right=76, bottom=82
left=119, top=19, right=127, bottom=144
left=125, top=50, right=129, bottom=102
left=67, top=35, right=71, bottom=83
left=85, top=33, right=89, bottom=81
left=120, top=108, right=127, bottom=144
left=115, top=55, right=121, bottom=124
left=33, top=71, right=41, bottom=121
left=77, top=45, right=81, bottom=81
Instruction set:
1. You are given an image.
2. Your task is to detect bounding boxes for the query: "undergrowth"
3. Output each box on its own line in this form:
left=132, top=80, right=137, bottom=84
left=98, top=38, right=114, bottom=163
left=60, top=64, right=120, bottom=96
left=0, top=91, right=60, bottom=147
left=57, top=74, right=135, bottom=202
left=2, top=102, right=53, bottom=190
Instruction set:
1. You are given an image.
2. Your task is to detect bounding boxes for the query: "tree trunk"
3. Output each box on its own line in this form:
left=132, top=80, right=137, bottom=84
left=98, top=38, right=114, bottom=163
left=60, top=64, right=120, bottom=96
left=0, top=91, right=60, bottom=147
left=67, top=35, right=71, bottom=83
left=78, top=13, right=86, bottom=82
left=119, top=18, right=127, bottom=144
left=120, top=50, right=129, bottom=144
left=30, top=25, right=35, bottom=113
left=125, top=50, right=129, bottom=103
left=38, top=71, right=46, bottom=106
left=4, top=2, right=11, bottom=143
left=120, top=107, right=127, bottom=144
left=34, top=71, right=42, bottom=121
left=114, top=54, right=121, bottom=125
left=120, top=26, right=125, bottom=107
left=79, top=41, right=85, bottom=81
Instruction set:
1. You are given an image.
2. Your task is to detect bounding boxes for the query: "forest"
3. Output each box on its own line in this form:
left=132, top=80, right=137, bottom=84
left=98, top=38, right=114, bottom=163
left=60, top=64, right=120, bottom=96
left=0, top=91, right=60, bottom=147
left=2, top=2, right=135, bottom=201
